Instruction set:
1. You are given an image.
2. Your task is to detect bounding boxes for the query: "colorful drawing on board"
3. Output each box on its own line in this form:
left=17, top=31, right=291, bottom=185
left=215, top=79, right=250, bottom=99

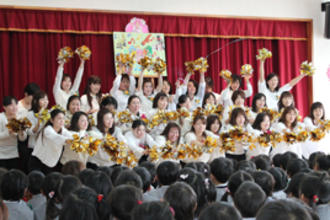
left=113, top=32, right=167, bottom=77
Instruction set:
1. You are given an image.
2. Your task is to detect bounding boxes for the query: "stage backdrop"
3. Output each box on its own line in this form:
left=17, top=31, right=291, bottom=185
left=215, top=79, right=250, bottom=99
left=0, top=7, right=312, bottom=116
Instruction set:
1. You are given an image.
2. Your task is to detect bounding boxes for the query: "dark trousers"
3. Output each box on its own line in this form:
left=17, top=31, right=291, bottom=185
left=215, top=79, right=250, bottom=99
left=29, top=156, right=62, bottom=175
left=225, top=153, right=246, bottom=162
left=0, top=158, right=21, bottom=170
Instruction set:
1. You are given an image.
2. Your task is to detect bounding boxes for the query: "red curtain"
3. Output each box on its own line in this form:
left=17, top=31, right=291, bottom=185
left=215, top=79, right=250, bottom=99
left=0, top=8, right=311, bottom=116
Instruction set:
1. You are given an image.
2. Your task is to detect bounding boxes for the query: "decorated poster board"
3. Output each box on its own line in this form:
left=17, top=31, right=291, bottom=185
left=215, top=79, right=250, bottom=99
left=113, top=32, right=167, bottom=77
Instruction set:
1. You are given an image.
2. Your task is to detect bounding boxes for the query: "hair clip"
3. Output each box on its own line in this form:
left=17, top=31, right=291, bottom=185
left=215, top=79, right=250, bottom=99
left=48, top=191, right=55, bottom=199
left=169, top=206, right=175, bottom=217
left=97, top=194, right=104, bottom=202
left=313, top=195, right=319, bottom=203
left=179, top=174, right=189, bottom=180
left=137, top=200, right=143, bottom=205
left=204, top=178, right=210, bottom=189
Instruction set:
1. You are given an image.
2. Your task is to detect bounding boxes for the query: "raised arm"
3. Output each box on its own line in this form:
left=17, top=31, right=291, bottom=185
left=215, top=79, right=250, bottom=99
left=137, top=68, right=144, bottom=92
left=128, top=66, right=136, bottom=94
left=155, top=73, right=163, bottom=93
left=288, top=74, right=306, bottom=88
left=258, top=60, right=266, bottom=83
left=53, top=61, right=65, bottom=96
left=243, top=75, right=253, bottom=98
left=71, top=59, right=85, bottom=94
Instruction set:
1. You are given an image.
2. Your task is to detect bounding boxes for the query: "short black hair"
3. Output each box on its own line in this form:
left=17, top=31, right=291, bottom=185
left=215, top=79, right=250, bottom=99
left=199, top=202, right=241, bottom=220
left=132, top=201, right=174, bottom=220
left=252, top=171, right=275, bottom=197
left=268, top=167, right=288, bottom=192
left=157, top=161, right=180, bottom=186
left=251, top=155, right=272, bottom=171
left=2, top=95, right=17, bottom=107
left=133, top=166, right=152, bottom=193
left=1, top=169, right=28, bottom=201
left=101, top=96, right=118, bottom=110
left=115, top=170, right=143, bottom=190
left=286, top=159, right=309, bottom=177
left=24, top=82, right=40, bottom=96
left=28, top=170, right=45, bottom=195
left=210, top=157, right=234, bottom=183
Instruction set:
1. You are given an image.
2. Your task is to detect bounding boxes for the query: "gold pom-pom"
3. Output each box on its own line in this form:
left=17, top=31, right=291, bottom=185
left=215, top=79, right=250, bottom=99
left=258, top=107, right=280, bottom=122
left=310, top=128, right=326, bottom=142
left=256, top=48, right=272, bottom=61
left=153, top=57, right=166, bottom=75
left=35, top=109, right=51, bottom=123
left=117, top=110, right=133, bottom=124
left=6, top=117, right=32, bottom=133
left=194, top=57, right=209, bottom=73
left=240, top=64, right=254, bottom=76
left=75, top=45, right=91, bottom=60
left=297, top=130, right=309, bottom=142
left=219, top=69, right=232, bottom=81
left=185, top=61, right=195, bottom=74
left=138, top=56, right=152, bottom=70
left=57, top=47, right=73, bottom=63
left=300, top=61, right=315, bottom=76
left=203, top=136, right=218, bottom=153
left=283, top=132, right=297, bottom=144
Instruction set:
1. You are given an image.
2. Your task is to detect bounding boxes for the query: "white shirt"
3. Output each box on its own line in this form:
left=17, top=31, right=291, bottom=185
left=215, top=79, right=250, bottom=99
left=80, top=94, right=100, bottom=124
left=53, top=64, right=84, bottom=109
left=17, top=100, right=29, bottom=119
left=124, top=130, right=157, bottom=159
left=32, top=125, right=72, bottom=167
left=110, top=74, right=136, bottom=112
left=219, top=83, right=253, bottom=109
left=258, top=81, right=292, bottom=111
left=245, top=128, right=271, bottom=159
left=180, top=82, right=206, bottom=111
left=26, top=111, right=45, bottom=149
left=0, top=112, right=19, bottom=159
left=136, top=90, right=155, bottom=113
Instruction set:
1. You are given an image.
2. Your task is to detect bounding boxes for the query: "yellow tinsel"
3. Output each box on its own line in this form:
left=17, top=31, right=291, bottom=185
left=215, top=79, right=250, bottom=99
left=258, top=107, right=280, bottom=122
left=220, top=133, right=236, bottom=152
left=57, top=46, right=73, bottom=63
left=116, top=52, right=136, bottom=68
left=310, top=128, right=326, bottom=142
left=240, top=64, right=254, bottom=76
left=256, top=48, right=272, bottom=61
left=75, top=45, right=91, bottom=60
left=6, top=117, right=32, bottom=133
left=194, top=57, right=209, bottom=73
left=67, top=134, right=100, bottom=156
left=117, top=110, right=133, bottom=124
left=203, top=136, right=218, bottom=153
left=185, top=61, right=195, bottom=74
left=300, top=61, right=315, bottom=76
left=177, top=108, right=190, bottom=118
left=297, top=130, right=309, bottom=142
left=35, top=109, right=51, bottom=123
left=283, top=132, right=297, bottom=144
left=88, top=114, right=95, bottom=127
left=138, top=56, right=152, bottom=70
left=153, top=57, right=166, bottom=74
left=219, top=69, right=232, bottom=81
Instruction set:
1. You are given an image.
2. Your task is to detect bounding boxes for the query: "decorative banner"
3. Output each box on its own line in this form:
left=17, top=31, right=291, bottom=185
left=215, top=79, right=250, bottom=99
left=113, top=32, right=167, bottom=77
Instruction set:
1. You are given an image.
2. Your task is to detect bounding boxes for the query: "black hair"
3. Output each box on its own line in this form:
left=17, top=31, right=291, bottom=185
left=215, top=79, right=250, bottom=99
left=199, top=202, right=241, bottom=220
left=100, top=96, right=118, bottom=110
left=256, top=199, right=313, bottom=220
left=268, top=167, right=288, bottom=192
left=163, top=78, right=173, bottom=94
left=206, top=114, right=222, bottom=134
left=157, top=161, right=180, bottom=186
left=152, top=92, right=168, bottom=109
left=190, top=114, right=207, bottom=137
left=236, top=160, right=257, bottom=174
left=132, top=201, right=175, bottom=220
left=285, top=172, right=310, bottom=198
left=24, top=82, right=40, bottom=96
left=230, top=74, right=242, bottom=89
left=308, top=151, right=326, bottom=169
left=265, top=73, right=280, bottom=92
left=115, top=170, right=143, bottom=190
left=252, top=171, right=275, bottom=197
left=132, top=119, right=146, bottom=129
left=252, top=112, right=271, bottom=131
left=31, top=90, right=48, bottom=113
left=202, top=92, right=216, bottom=108
left=251, top=155, right=272, bottom=171
left=278, top=91, right=295, bottom=112
left=234, top=181, right=266, bottom=218
left=110, top=165, right=129, bottom=184
left=139, top=161, right=157, bottom=188
left=221, top=170, right=254, bottom=202
left=83, top=75, right=102, bottom=109
left=121, top=73, right=130, bottom=82
left=187, top=79, right=199, bottom=95
left=68, top=111, right=90, bottom=132
left=2, top=95, right=17, bottom=107
left=28, top=170, right=45, bottom=195
left=185, top=162, right=210, bottom=178
left=96, top=166, right=113, bottom=179
left=231, top=90, right=245, bottom=104
left=38, top=108, right=65, bottom=141
left=78, top=168, right=95, bottom=185
left=277, top=151, right=299, bottom=170
left=164, top=182, right=197, bottom=220
left=108, top=184, right=143, bottom=220
left=229, top=107, right=248, bottom=127
left=1, top=169, right=28, bottom=201
left=84, top=171, right=113, bottom=198
left=286, top=159, right=309, bottom=177
left=133, top=166, right=152, bottom=193
left=161, top=122, right=181, bottom=145
left=60, top=175, right=82, bottom=201
left=97, top=108, right=115, bottom=135
left=177, top=94, right=189, bottom=110
left=210, top=157, right=234, bottom=183
left=205, top=76, right=214, bottom=88
left=66, top=95, right=80, bottom=111
left=252, top=93, right=267, bottom=113
left=127, top=95, right=141, bottom=107
left=309, top=101, right=325, bottom=122
left=316, top=155, right=330, bottom=171
left=62, top=160, right=84, bottom=176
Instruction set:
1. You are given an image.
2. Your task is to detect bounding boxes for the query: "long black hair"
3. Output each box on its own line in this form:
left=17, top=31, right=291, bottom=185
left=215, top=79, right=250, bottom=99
left=83, top=75, right=102, bottom=109
left=69, top=111, right=90, bottom=132
left=96, top=108, right=115, bottom=135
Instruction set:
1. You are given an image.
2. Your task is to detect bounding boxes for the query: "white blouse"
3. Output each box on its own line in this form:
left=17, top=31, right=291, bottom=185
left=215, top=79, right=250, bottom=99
left=258, top=81, right=292, bottom=111
left=110, top=74, right=136, bottom=112
left=32, top=125, right=72, bottom=167
left=26, top=111, right=45, bottom=149
left=53, top=64, right=84, bottom=109
left=80, top=94, right=100, bottom=124
left=124, top=130, right=157, bottom=159
left=218, top=83, right=253, bottom=109
left=179, top=82, right=206, bottom=111
left=17, top=100, right=29, bottom=119
left=0, top=113, right=20, bottom=159
left=136, top=90, right=155, bottom=113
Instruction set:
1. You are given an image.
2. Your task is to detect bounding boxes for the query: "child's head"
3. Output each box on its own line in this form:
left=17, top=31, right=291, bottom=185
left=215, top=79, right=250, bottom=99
left=268, top=167, right=288, bottom=192
left=256, top=199, right=313, bottom=220
left=132, top=201, right=174, bottom=220
left=114, top=170, right=143, bottom=190
left=279, top=106, right=298, bottom=128
left=132, top=119, right=146, bottom=139
left=234, top=181, right=266, bottom=218
left=139, top=161, right=157, bottom=187
left=231, top=90, right=245, bottom=106
left=143, top=78, right=154, bottom=96
left=62, top=160, right=85, bottom=176
left=286, top=159, right=309, bottom=178
left=100, top=96, right=118, bottom=112
left=252, top=93, right=267, bottom=112
left=128, top=95, right=141, bottom=114
left=41, top=172, right=63, bottom=200
left=23, top=82, right=40, bottom=101
left=308, top=151, right=325, bottom=170
left=133, top=166, right=152, bottom=193
left=309, top=101, right=325, bottom=121
left=69, top=111, right=89, bottom=132
left=185, top=162, right=210, bottom=178
left=252, top=171, right=275, bottom=197
left=286, top=172, right=310, bottom=198
left=187, top=79, right=198, bottom=96
left=2, top=95, right=18, bottom=115
left=191, top=115, right=207, bottom=135
left=252, top=112, right=271, bottom=132
left=276, top=151, right=298, bottom=170
left=265, top=73, right=280, bottom=92
left=199, top=202, right=241, bottom=220
left=97, top=108, right=115, bottom=134
left=251, top=155, right=272, bottom=171
left=177, top=95, right=191, bottom=110
left=28, top=170, right=45, bottom=195
left=164, top=182, right=197, bottom=220
left=237, top=160, right=257, bottom=174
left=78, top=168, right=95, bottom=185
left=229, top=107, right=247, bottom=127
left=84, top=171, right=113, bottom=198
left=31, top=90, right=49, bottom=113
left=156, top=161, right=180, bottom=186
left=119, top=74, right=130, bottom=91
left=202, top=92, right=216, bottom=108
left=161, top=122, right=181, bottom=145
left=60, top=175, right=82, bottom=201
left=1, top=169, right=28, bottom=201
left=227, top=170, right=254, bottom=196
left=278, top=91, right=295, bottom=112
left=315, top=154, right=330, bottom=171
left=108, top=184, right=143, bottom=220
left=230, top=74, right=242, bottom=91
left=206, top=114, right=222, bottom=134
left=210, top=157, right=234, bottom=184
left=67, top=95, right=81, bottom=114
left=153, top=92, right=168, bottom=110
